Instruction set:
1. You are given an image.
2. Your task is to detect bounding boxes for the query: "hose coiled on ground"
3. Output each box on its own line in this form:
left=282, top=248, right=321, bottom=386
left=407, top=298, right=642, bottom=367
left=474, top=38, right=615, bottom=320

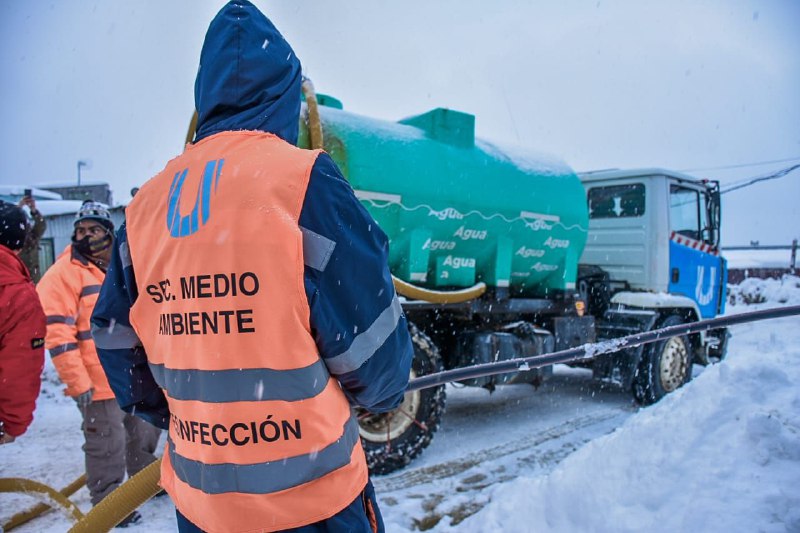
left=0, top=475, right=86, bottom=530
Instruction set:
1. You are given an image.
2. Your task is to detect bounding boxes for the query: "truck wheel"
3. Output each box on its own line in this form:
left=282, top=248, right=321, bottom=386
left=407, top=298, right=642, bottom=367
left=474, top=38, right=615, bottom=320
left=632, top=315, right=692, bottom=405
left=357, top=323, right=446, bottom=475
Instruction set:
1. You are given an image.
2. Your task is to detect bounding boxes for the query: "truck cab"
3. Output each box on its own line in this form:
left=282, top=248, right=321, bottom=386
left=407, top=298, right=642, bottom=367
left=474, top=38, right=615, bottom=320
left=578, top=169, right=729, bottom=401
left=580, top=168, right=726, bottom=317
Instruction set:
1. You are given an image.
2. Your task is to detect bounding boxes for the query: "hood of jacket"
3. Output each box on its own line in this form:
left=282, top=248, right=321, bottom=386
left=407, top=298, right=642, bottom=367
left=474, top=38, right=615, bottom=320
left=194, top=0, right=302, bottom=145
left=0, top=244, right=31, bottom=286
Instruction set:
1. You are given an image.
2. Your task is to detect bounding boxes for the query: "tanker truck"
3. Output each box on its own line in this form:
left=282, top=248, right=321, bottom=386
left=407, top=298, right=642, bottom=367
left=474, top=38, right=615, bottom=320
left=293, top=90, right=729, bottom=474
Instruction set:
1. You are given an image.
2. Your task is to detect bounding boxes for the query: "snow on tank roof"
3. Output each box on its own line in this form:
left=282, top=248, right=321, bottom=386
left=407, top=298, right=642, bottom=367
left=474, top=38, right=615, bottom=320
left=578, top=168, right=704, bottom=184
left=319, top=106, right=575, bottom=176
left=479, top=140, right=574, bottom=177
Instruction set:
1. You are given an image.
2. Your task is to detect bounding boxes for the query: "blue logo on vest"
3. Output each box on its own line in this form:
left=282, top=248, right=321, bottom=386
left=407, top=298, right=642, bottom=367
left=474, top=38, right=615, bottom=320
left=166, top=159, right=224, bottom=238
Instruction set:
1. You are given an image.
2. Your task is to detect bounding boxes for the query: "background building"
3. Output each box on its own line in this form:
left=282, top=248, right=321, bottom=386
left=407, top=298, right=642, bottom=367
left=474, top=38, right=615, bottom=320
left=0, top=183, right=124, bottom=274
left=37, top=181, right=113, bottom=205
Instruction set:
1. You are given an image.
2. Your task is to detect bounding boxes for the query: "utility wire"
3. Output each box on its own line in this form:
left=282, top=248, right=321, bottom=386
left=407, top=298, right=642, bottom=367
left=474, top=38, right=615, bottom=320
left=408, top=305, right=800, bottom=392
left=667, top=162, right=797, bottom=227
left=721, top=163, right=800, bottom=194
left=680, top=156, right=800, bottom=173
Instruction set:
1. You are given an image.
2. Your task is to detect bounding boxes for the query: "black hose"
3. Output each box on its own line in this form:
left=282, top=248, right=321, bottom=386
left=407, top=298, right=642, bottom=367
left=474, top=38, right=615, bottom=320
left=407, top=304, right=800, bottom=392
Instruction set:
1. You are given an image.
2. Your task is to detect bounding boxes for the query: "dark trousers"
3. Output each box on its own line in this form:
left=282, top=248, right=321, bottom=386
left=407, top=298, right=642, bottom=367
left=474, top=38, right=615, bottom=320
left=79, top=399, right=162, bottom=505
left=176, top=479, right=384, bottom=533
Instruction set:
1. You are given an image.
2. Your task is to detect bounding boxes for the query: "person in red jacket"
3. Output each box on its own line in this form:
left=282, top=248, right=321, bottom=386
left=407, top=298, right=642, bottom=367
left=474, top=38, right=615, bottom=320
left=0, top=200, right=45, bottom=444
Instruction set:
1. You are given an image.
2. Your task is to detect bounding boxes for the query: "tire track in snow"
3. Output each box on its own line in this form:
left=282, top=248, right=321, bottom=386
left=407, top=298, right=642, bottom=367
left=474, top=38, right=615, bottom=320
left=375, top=411, right=625, bottom=493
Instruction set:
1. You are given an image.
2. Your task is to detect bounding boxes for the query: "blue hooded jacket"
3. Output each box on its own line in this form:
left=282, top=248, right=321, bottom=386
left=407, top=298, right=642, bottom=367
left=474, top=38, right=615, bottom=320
left=194, top=0, right=301, bottom=144
left=92, top=0, right=412, bottom=431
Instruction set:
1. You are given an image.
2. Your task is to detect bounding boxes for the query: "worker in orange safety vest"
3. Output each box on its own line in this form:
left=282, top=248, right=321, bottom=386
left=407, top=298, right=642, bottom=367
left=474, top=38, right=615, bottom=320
left=92, top=1, right=413, bottom=532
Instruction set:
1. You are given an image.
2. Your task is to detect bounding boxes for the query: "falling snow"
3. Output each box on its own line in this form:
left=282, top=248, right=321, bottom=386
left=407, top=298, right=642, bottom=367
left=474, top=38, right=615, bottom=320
left=1, top=277, right=798, bottom=532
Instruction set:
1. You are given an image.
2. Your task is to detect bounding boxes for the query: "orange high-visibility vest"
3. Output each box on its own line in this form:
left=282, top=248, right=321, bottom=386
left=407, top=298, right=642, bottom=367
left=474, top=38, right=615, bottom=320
left=125, top=131, right=367, bottom=533
left=37, top=246, right=115, bottom=400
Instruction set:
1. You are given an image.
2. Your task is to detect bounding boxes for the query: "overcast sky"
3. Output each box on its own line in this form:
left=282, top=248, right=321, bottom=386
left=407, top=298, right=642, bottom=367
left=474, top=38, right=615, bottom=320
left=1, top=0, right=798, bottom=246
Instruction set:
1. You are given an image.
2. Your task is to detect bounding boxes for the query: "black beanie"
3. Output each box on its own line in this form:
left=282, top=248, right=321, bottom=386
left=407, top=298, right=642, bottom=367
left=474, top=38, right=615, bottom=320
left=0, top=200, right=28, bottom=251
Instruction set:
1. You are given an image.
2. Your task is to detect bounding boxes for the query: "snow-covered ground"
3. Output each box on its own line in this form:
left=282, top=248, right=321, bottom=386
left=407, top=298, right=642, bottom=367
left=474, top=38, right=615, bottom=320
left=1, top=276, right=799, bottom=532
left=443, top=276, right=800, bottom=533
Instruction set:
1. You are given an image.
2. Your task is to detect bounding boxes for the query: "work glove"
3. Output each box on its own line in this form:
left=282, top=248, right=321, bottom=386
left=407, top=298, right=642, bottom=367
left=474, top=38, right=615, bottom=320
left=73, top=389, right=94, bottom=409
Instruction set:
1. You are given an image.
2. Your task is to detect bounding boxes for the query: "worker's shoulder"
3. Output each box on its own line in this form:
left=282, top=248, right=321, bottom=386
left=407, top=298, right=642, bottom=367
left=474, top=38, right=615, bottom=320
left=241, top=131, right=321, bottom=161
left=206, top=130, right=316, bottom=159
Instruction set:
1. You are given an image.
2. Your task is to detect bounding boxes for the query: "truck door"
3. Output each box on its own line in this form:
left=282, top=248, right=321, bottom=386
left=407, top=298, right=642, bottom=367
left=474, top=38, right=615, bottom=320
left=667, top=183, right=725, bottom=318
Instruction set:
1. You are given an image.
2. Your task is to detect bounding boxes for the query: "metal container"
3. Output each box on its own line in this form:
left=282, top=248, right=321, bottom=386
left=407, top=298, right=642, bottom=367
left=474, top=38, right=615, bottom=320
left=299, top=100, right=588, bottom=296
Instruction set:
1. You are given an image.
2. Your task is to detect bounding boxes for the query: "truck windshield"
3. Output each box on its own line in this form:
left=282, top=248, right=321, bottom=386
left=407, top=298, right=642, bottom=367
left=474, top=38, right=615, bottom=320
left=670, top=185, right=702, bottom=241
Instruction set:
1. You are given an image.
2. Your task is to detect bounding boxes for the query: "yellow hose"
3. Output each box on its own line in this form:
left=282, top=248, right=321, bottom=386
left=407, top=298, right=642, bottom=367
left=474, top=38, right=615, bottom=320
left=67, top=459, right=162, bottom=533
left=301, top=78, right=324, bottom=150
left=393, top=277, right=486, bottom=303
left=1, top=460, right=162, bottom=532
left=185, top=110, right=198, bottom=145
left=1, top=474, right=86, bottom=531
left=0, top=477, right=85, bottom=528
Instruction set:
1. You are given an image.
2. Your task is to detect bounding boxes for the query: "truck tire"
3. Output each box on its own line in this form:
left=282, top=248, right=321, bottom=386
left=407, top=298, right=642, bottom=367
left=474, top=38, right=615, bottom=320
left=357, top=323, right=446, bottom=475
left=632, top=315, right=692, bottom=405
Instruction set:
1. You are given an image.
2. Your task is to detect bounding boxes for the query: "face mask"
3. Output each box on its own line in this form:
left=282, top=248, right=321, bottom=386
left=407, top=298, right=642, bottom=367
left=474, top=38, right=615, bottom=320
left=73, top=232, right=112, bottom=256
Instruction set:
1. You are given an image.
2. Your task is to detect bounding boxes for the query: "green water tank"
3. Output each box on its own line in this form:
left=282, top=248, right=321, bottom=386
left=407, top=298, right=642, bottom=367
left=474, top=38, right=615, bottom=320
left=299, top=101, right=589, bottom=297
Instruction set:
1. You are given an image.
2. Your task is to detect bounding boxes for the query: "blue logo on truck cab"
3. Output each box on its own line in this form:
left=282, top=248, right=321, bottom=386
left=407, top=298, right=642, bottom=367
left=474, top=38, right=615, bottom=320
left=668, top=232, right=726, bottom=318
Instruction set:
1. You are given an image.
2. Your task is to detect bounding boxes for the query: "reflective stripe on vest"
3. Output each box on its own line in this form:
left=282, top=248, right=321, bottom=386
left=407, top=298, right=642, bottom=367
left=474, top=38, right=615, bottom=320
left=148, top=359, right=329, bottom=402
left=124, top=131, right=367, bottom=532
left=168, top=415, right=360, bottom=495
left=80, top=284, right=102, bottom=298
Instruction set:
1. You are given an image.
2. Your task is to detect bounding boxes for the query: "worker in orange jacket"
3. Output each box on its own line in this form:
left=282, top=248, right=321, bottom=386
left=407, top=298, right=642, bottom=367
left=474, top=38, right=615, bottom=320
left=37, top=201, right=161, bottom=528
